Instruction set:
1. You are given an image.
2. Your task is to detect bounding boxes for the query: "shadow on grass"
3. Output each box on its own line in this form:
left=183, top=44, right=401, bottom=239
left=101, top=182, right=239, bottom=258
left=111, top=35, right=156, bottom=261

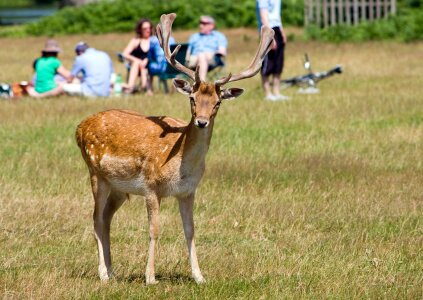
left=122, top=272, right=192, bottom=284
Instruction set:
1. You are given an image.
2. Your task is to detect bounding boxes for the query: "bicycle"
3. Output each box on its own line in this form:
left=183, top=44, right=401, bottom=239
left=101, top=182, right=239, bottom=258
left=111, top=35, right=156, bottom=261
left=281, top=54, right=342, bottom=94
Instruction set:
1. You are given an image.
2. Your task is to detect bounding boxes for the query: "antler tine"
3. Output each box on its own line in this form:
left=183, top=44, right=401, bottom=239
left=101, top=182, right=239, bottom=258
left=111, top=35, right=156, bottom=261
left=214, top=72, right=232, bottom=87
left=194, top=65, right=201, bottom=83
left=157, top=13, right=196, bottom=81
left=214, top=26, right=275, bottom=86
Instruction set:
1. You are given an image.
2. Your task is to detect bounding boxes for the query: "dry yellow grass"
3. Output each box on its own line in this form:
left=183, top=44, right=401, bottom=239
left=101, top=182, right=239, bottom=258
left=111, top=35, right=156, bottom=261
left=0, top=29, right=422, bottom=299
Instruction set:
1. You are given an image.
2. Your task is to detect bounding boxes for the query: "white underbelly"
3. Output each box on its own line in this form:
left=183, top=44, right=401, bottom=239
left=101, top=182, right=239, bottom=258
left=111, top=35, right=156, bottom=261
left=161, top=178, right=198, bottom=197
left=107, top=176, right=148, bottom=196
left=107, top=174, right=200, bottom=198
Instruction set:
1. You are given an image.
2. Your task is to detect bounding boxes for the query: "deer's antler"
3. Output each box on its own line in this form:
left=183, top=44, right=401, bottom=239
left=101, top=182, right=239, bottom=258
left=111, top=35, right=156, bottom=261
left=157, top=13, right=197, bottom=82
left=214, top=26, right=275, bottom=87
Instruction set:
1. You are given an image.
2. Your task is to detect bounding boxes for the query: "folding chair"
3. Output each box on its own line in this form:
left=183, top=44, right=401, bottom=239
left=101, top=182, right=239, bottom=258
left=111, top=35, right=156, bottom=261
left=116, top=52, right=131, bottom=82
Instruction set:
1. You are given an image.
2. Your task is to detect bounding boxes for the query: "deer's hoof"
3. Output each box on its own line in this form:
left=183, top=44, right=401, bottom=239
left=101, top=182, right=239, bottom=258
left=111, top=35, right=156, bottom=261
left=98, top=266, right=113, bottom=281
left=145, top=276, right=159, bottom=285
left=193, top=273, right=206, bottom=284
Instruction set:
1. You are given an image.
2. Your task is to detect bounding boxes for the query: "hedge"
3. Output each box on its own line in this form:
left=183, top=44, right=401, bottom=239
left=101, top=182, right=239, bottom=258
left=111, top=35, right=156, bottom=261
left=24, top=0, right=304, bottom=36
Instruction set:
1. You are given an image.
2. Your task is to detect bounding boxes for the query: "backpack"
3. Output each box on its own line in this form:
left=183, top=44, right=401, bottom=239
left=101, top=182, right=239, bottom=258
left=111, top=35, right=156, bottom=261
left=0, top=83, right=13, bottom=99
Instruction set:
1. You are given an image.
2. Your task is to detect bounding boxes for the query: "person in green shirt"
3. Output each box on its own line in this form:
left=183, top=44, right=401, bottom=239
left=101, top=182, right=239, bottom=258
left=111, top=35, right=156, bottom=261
left=27, top=40, right=71, bottom=98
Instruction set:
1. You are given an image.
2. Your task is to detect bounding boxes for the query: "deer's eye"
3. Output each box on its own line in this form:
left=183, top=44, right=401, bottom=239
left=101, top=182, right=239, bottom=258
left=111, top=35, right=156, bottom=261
left=189, top=96, right=195, bottom=103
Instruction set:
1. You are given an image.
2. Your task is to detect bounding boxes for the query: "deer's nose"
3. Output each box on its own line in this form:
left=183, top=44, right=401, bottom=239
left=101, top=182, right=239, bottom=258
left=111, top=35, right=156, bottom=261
left=194, top=118, right=209, bottom=128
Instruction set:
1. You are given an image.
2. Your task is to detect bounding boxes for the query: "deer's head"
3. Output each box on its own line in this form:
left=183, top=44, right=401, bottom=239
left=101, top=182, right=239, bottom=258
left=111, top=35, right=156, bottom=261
left=173, top=77, right=244, bottom=128
left=157, top=13, right=274, bottom=129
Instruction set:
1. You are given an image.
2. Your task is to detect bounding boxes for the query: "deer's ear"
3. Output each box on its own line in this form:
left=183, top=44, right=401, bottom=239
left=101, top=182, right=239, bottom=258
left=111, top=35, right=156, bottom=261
left=173, top=79, right=192, bottom=95
left=221, top=88, right=244, bottom=100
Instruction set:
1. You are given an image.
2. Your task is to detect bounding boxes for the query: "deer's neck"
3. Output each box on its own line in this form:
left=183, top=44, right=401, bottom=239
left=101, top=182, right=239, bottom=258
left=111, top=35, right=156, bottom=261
left=181, top=117, right=214, bottom=166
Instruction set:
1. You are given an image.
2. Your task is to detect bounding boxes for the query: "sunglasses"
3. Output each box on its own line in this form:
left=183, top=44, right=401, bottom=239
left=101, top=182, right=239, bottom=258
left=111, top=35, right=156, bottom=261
left=199, top=21, right=211, bottom=25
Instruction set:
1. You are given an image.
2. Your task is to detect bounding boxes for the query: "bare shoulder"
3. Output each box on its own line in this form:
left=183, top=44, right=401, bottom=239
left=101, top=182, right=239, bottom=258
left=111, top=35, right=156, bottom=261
left=123, top=38, right=138, bottom=50
left=129, top=37, right=138, bottom=43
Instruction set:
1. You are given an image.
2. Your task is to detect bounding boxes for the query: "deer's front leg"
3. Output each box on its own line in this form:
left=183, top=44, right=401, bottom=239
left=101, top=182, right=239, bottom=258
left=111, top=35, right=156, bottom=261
left=178, top=193, right=205, bottom=284
left=145, top=193, right=160, bottom=285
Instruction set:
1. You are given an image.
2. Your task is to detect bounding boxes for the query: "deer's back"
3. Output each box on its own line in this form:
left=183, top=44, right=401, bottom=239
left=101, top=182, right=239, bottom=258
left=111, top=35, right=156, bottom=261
left=75, top=109, right=191, bottom=196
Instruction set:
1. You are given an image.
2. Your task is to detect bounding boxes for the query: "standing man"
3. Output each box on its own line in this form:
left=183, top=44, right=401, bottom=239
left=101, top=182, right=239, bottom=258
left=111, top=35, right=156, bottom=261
left=256, top=0, right=289, bottom=101
left=187, top=15, right=227, bottom=81
left=63, top=42, right=114, bottom=97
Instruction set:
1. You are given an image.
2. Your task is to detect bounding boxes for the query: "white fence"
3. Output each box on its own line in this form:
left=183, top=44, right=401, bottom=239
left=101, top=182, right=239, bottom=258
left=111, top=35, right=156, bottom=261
left=304, top=0, right=397, bottom=27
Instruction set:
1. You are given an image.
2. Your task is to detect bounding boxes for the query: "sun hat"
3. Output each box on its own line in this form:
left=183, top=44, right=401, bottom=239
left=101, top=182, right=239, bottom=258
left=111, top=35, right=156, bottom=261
left=42, top=39, right=61, bottom=53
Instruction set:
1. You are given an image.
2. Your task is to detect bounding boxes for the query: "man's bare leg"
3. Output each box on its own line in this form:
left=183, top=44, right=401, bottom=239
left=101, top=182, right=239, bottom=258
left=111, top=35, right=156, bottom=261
left=272, top=74, right=281, bottom=97
left=272, top=73, right=289, bottom=100
left=261, top=75, right=273, bottom=99
left=197, top=52, right=216, bottom=81
left=197, top=53, right=209, bottom=81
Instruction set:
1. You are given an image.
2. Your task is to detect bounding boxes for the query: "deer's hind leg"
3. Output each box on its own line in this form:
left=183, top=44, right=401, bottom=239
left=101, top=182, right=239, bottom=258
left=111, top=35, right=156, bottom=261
left=91, top=174, right=127, bottom=280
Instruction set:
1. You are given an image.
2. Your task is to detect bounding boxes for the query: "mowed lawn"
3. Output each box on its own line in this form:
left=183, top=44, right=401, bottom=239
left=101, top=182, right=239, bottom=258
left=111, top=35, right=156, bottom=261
left=0, top=29, right=422, bottom=299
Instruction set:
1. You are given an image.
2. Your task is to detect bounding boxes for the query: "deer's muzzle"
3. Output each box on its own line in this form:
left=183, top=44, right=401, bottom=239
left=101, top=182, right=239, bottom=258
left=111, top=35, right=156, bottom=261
left=194, top=117, right=209, bottom=128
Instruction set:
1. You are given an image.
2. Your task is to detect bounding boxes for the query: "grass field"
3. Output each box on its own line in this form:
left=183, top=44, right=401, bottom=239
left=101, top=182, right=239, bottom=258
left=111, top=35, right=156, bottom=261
left=1, top=29, right=422, bottom=299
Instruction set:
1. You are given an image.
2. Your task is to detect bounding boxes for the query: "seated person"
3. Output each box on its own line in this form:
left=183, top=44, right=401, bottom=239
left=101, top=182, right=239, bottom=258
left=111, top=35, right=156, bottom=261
left=122, top=18, right=154, bottom=95
left=63, top=42, right=114, bottom=97
left=27, top=40, right=72, bottom=98
left=147, top=36, right=175, bottom=76
left=147, top=35, right=176, bottom=76
left=187, top=15, right=227, bottom=81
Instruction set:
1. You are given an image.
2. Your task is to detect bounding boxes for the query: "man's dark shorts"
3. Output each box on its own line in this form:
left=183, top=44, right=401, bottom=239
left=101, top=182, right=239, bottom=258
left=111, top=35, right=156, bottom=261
left=261, top=26, right=285, bottom=76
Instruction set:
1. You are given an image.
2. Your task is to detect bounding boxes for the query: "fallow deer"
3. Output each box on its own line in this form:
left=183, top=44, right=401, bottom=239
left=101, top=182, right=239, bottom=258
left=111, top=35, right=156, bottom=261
left=75, top=13, right=274, bottom=285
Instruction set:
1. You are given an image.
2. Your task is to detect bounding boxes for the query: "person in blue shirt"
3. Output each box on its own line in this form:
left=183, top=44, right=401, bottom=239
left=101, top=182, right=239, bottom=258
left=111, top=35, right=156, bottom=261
left=187, top=15, right=227, bottom=81
left=63, top=42, right=114, bottom=97
left=148, top=35, right=175, bottom=77
left=256, top=0, right=290, bottom=101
